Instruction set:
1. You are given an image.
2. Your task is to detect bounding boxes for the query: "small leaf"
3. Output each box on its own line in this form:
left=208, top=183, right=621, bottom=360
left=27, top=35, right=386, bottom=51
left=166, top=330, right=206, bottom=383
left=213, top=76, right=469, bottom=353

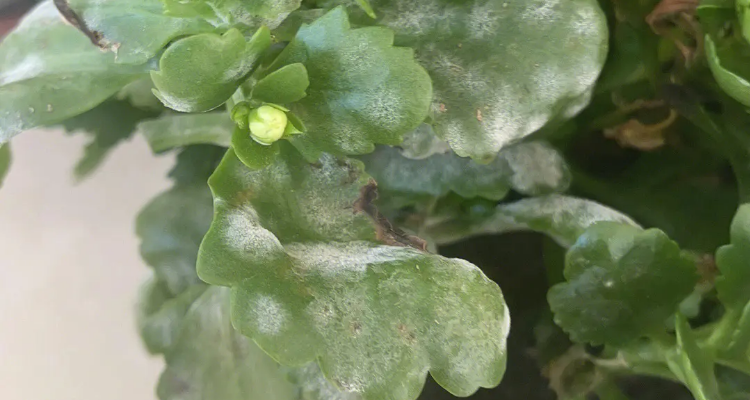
left=548, top=222, right=698, bottom=346
left=162, top=0, right=301, bottom=26
left=197, top=144, right=509, bottom=400
left=360, top=141, right=570, bottom=205
left=157, top=287, right=301, bottom=400
left=231, top=126, right=280, bottom=169
left=0, top=143, right=10, bottom=188
left=706, top=36, right=750, bottom=108
left=716, top=204, right=750, bottom=310
left=139, top=113, right=235, bottom=152
left=67, top=0, right=214, bottom=64
left=668, top=314, right=723, bottom=400
left=253, top=63, right=310, bottom=105
left=268, top=7, right=433, bottom=156
left=151, top=27, right=271, bottom=112
left=0, top=2, right=149, bottom=144
left=61, top=99, right=161, bottom=179
left=348, top=0, right=608, bottom=160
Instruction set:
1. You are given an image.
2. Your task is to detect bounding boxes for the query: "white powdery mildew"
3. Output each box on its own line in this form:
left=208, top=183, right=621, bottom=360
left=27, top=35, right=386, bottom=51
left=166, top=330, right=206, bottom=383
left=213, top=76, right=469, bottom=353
left=0, top=55, right=44, bottom=86
left=468, top=2, right=500, bottom=39
left=531, top=65, right=566, bottom=104
left=253, top=294, right=286, bottom=335
left=521, top=0, right=561, bottom=22
left=285, top=242, right=416, bottom=276
left=222, top=210, right=284, bottom=255
left=502, top=142, right=567, bottom=195
left=479, top=84, right=529, bottom=151
left=571, top=6, right=600, bottom=36
left=365, top=87, right=405, bottom=131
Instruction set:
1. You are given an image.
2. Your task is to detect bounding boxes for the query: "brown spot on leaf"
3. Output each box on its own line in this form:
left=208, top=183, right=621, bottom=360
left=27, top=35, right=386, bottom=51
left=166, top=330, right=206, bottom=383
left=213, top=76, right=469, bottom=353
left=439, top=103, right=447, bottom=113
left=476, top=109, right=483, bottom=122
left=54, top=0, right=112, bottom=51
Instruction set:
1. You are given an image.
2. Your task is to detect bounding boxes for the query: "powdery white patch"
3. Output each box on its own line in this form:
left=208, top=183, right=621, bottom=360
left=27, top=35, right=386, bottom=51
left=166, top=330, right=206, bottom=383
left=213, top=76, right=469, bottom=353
left=0, top=55, right=44, bottom=85
left=478, top=84, right=528, bottom=152
left=253, top=294, right=286, bottom=335
left=468, top=2, right=500, bottom=39
left=502, top=141, right=568, bottom=195
left=364, top=87, right=405, bottom=132
left=531, top=65, right=566, bottom=104
left=521, top=0, right=561, bottom=22
left=222, top=210, right=284, bottom=254
left=285, top=242, right=417, bottom=276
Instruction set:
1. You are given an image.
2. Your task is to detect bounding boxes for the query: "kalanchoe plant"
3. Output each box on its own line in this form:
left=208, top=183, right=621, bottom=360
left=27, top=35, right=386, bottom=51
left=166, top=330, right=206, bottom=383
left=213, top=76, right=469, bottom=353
left=3, top=0, right=750, bottom=399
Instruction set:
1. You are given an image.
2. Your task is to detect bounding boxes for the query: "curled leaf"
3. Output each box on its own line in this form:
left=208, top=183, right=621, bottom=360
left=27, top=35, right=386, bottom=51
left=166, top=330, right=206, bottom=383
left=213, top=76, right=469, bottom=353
left=139, top=113, right=235, bottom=152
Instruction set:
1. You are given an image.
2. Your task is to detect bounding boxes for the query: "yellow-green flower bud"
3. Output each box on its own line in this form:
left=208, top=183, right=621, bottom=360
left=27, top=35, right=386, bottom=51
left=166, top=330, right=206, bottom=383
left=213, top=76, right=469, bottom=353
left=248, top=105, right=288, bottom=145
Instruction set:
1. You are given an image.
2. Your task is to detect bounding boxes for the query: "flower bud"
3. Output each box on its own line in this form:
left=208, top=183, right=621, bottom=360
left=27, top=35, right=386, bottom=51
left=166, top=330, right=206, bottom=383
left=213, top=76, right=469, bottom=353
left=248, top=105, right=288, bottom=145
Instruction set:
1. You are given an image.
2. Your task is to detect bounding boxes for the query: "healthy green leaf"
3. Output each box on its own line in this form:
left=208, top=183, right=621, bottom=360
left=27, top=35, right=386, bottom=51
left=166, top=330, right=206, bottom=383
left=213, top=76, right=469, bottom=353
left=0, top=1, right=149, bottom=144
left=739, top=0, right=750, bottom=44
left=67, top=0, right=214, bottom=64
left=139, top=113, right=235, bottom=152
left=230, top=127, right=281, bottom=170
left=427, top=195, right=640, bottom=247
left=0, top=143, right=10, bottom=188
left=360, top=141, right=571, bottom=205
left=347, top=0, right=608, bottom=161
left=61, top=99, right=161, bottom=179
left=197, top=144, right=509, bottom=400
left=157, top=286, right=301, bottom=400
left=162, top=0, right=301, bottom=27
left=252, top=63, right=310, bottom=105
left=152, top=27, right=271, bottom=112
left=716, top=204, right=750, bottom=310
left=267, top=7, right=433, bottom=156
left=548, top=222, right=697, bottom=346
left=706, top=36, right=750, bottom=108
left=668, top=314, right=723, bottom=400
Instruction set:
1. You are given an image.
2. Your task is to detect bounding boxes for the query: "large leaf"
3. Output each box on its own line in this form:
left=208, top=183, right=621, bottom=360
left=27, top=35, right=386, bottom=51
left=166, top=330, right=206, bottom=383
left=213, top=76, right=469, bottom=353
left=668, top=314, right=723, bottom=400
left=349, top=0, right=608, bottom=161
left=267, top=7, right=432, bottom=156
left=139, top=113, right=235, bottom=152
left=151, top=27, right=271, bottom=112
left=548, top=222, right=697, bottom=346
left=360, top=141, right=570, bottom=205
left=0, top=1, right=149, bottom=144
left=67, top=0, right=214, bottom=64
left=197, top=144, right=509, bottom=400
left=61, top=99, right=161, bottom=179
left=0, top=143, right=9, bottom=188
left=161, top=0, right=301, bottom=27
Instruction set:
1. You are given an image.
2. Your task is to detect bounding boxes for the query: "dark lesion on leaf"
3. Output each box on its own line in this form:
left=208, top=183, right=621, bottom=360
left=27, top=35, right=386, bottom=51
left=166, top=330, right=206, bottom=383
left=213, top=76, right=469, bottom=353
left=53, top=0, right=109, bottom=50
left=354, top=179, right=428, bottom=251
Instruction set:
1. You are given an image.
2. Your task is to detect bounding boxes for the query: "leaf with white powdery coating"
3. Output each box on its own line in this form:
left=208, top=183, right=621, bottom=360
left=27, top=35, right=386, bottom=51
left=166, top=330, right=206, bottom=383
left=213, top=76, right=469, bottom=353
left=139, top=113, right=235, bottom=152
left=0, top=2, right=149, bottom=144
left=152, top=27, right=271, bottom=112
left=350, top=0, right=608, bottom=161
left=267, top=7, right=432, bottom=156
left=197, top=143, right=509, bottom=400
left=67, top=0, right=214, bottom=64
left=161, top=0, right=301, bottom=27
left=548, top=222, right=698, bottom=346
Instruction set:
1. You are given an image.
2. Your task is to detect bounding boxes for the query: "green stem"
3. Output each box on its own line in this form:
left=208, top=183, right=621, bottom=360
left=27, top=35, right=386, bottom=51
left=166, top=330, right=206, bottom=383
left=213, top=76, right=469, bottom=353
left=724, top=302, right=750, bottom=358
left=704, top=308, right=742, bottom=351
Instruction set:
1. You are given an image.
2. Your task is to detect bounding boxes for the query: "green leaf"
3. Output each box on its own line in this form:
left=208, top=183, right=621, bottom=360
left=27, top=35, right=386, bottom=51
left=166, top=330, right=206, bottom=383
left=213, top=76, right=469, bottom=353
left=706, top=36, right=750, bottom=108
left=197, top=144, right=509, bottom=400
left=61, top=99, right=161, bottom=179
left=0, top=143, right=10, bottom=188
left=716, top=204, right=750, bottom=310
left=717, top=365, right=750, bottom=400
left=152, top=27, right=271, bottom=112
left=157, top=286, right=301, bottom=400
left=117, top=78, right=164, bottom=111
left=139, top=113, right=235, bottom=152
left=349, top=0, right=608, bottom=161
left=427, top=195, right=640, bottom=247
left=231, top=126, right=281, bottom=170
left=668, top=314, right=723, bottom=400
left=268, top=7, right=432, bottom=156
left=398, top=124, right=450, bottom=160
left=548, top=222, right=698, bottom=346
left=739, top=0, right=750, bottom=44
left=67, top=0, right=214, bottom=64
left=162, top=0, right=301, bottom=26
left=253, top=63, right=310, bottom=105
left=360, top=141, right=570, bottom=205
left=0, top=2, right=149, bottom=144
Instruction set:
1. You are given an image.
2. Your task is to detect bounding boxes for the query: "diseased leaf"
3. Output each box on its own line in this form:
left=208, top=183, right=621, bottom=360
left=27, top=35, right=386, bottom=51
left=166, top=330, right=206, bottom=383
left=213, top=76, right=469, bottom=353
left=668, top=314, right=723, bottom=400
left=67, top=0, right=214, bottom=64
left=162, top=0, right=301, bottom=26
left=197, top=144, right=509, bottom=400
left=427, top=195, right=639, bottom=247
left=157, top=287, right=301, bottom=400
left=548, top=222, right=697, bottom=346
left=706, top=36, right=750, bottom=108
left=252, top=63, right=310, bottom=105
left=360, top=141, right=571, bottom=206
left=139, top=113, right=235, bottom=152
left=346, top=0, right=608, bottom=161
left=268, top=7, right=432, bottom=156
left=152, top=27, right=271, bottom=112
left=0, top=143, right=10, bottom=188
left=398, top=124, right=450, bottom=160
left=0, top=1, right=149, bottom=144
left=61, top=99, right=161, bottom=179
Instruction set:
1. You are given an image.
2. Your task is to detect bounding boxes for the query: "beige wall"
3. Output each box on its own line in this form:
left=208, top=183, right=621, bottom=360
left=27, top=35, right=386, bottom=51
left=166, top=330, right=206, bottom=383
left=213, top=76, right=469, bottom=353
left=0, top=130, right=171, bottom=400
